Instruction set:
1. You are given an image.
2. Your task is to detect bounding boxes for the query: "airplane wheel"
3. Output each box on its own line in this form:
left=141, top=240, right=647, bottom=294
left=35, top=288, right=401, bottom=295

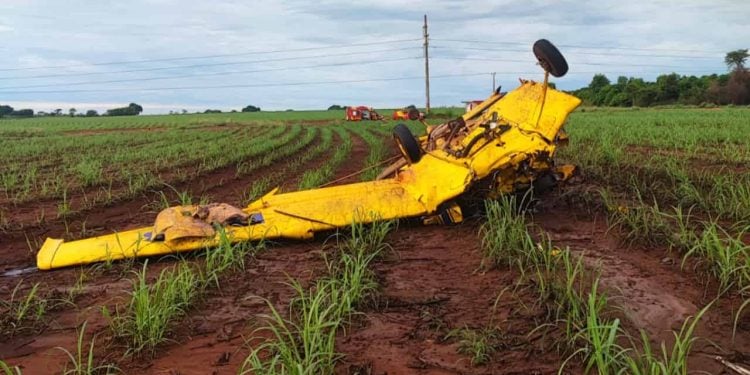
left=393, top=123, right=422, bottom=164
left=533, top=39, right=568, bottom=78
left=532, top=173, right=557, bottom=195
left=407, top=108, right=421, bottom=121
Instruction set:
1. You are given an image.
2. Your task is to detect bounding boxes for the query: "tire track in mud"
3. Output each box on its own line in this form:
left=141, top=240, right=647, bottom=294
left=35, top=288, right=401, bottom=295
left=535, top=208, right=698, bottom=334
left=534, top=196, right=750, bottom=374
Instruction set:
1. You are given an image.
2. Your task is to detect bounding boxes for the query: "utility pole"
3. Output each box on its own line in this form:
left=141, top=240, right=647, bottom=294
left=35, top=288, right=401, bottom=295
left=491, top=72, right=496, bottom=93
left=423, top=14, right=430, bottom=114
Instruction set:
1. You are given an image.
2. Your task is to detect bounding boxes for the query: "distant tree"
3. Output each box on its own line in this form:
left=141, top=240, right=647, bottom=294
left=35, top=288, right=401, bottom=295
left=569, top=74, right=612, bottom=106
left=633, top=85, right=659, bottom=107
left=53, top=108, right=63, bottom=116
left=9, top=109, right=34, bottom=117
left=242, top=105, right=261, bottom=112
left=327, top=104, right=344, bottom=110
left=69, top=108, right=77, bottom=117
left=85, top=109, right=99, bottom=117
left=230, top=109, right=237, bottom=113
left=677, top=75, right=708, bottom=105
left=656, top=73, right=680, bottom=103
left=726, top=70, right=749, bottom=104
left=0, top=104, right=13, bottom=117
left=589, top=74, right=610, bottom=92
left=105, top=103, right=143, bottom=116
left=181, top=109, right=187, bottom=115
left=204, top=109, right=222, bottom=114
left=725, top=49, right=749, bottom=72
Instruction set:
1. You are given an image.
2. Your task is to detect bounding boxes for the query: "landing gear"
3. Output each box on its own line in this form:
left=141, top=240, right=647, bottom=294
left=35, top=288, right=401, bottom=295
left=393, top=123, right=422, bottom=164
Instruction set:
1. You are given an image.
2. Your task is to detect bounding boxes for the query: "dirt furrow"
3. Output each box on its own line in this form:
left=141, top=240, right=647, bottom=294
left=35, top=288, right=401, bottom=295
left=329, top=127, right=372, bottom=185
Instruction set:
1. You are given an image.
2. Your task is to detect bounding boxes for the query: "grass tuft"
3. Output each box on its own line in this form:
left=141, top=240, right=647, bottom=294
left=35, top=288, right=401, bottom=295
left=681, top=221, right=750, bottom=295
left=0, top=360, right=21, bottom=375
left=56, top=321, right=120, bottom=375
left=200, top=228, right=260, bottom=290
left=623, top=303, right=712, bottom=374
left=480, top=197, right=536, bottom=274
left=445, top=326, right=505, bottom=366
left=0, top=282, right=48, bottom=336
left=103, top=261, right=198, bottom=355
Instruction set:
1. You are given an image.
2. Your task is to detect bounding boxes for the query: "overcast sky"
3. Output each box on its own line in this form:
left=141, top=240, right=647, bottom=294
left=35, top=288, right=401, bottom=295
left=0, top=0, right=746, bottom=114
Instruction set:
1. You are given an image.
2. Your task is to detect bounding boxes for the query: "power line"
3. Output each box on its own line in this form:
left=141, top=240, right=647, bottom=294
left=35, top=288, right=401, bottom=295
left=1, top=56, right=421, bottom=90
left=2, top=56, right=725, bottom=92
left=430, top=38, right=727, bottom=54
left=0, top=38, right=422, bottom=72
left=490, top=70, right=721, bottom=75
left=430, top=45, right=720, bottom=60
left=430, top=56, right=724, bottom=70
left=432, top=57, right=724, bottom=74
left=0, top=72, right=491, bottom=95
left=2, top=69, right=728, bottom=96
left=0, top=47, right=418, bottom=81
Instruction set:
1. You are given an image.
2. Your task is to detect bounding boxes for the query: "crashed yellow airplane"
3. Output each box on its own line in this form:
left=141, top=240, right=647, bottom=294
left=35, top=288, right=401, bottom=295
left=36, top=39, right=581, bottom=270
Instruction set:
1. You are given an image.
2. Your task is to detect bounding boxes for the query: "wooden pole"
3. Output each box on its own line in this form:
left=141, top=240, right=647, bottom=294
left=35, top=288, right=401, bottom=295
left=423, top=14, right=430, bottom=113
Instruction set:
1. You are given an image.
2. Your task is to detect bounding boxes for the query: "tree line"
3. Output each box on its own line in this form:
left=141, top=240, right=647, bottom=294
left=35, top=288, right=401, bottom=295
left=194, top=105, right=260, bottom=114
left=0, top=102, right=144, bottom=118
left=571, top=49, right=749, bottom=107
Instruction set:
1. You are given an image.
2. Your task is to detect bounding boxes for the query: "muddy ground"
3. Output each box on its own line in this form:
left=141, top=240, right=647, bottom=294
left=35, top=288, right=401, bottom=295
left=1, top=126, right=749, bottom=374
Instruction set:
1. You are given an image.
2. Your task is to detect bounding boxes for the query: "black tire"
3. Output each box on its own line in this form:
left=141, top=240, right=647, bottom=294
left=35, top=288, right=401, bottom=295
left=532, top=173, right=557, bottom=195
left=407, top=108, right=420, bottom=121
left=393, top=123, right=422, bottom=164
left=533, top=39, right=568, bottom=78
